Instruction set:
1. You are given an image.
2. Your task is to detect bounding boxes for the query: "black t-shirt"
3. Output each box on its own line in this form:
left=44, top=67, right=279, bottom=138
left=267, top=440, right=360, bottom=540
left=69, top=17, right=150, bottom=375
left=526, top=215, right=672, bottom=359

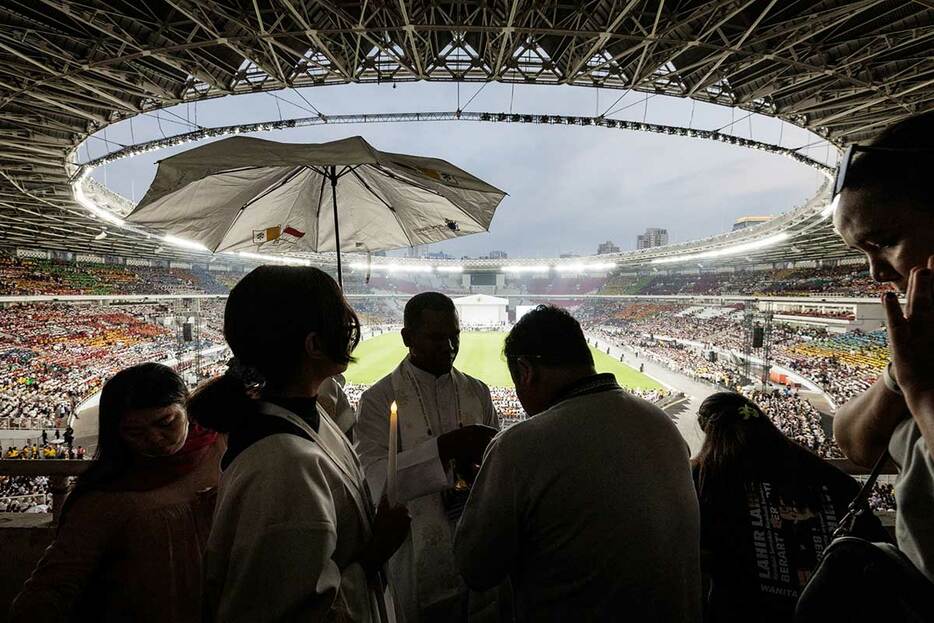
left=693, top=451, right=888, bottom=623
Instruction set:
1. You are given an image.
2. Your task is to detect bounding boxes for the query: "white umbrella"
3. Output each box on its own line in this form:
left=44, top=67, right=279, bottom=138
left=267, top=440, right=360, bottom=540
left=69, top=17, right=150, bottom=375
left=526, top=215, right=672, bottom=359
left=128, top=135, right=507, bottom=285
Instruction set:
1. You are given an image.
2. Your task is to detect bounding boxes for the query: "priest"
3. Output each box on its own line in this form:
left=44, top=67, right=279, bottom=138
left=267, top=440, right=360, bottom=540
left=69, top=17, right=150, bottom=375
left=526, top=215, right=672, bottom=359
left=356, top=292, right=500, bottom=622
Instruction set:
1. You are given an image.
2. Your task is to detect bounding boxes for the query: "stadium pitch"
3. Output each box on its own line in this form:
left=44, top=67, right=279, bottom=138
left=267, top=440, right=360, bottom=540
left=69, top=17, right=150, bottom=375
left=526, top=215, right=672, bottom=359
left=345, top=331, right=663, bottom=389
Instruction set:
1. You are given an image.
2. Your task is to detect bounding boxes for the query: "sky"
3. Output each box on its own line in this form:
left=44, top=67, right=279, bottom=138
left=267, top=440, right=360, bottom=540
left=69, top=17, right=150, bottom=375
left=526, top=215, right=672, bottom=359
left=85, top=81, right=832, bottom=259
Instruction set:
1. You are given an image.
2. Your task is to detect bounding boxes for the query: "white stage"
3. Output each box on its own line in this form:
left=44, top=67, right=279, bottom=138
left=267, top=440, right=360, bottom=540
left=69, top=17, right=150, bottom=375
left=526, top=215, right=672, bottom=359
left=453, top=294, right=509, bottom=326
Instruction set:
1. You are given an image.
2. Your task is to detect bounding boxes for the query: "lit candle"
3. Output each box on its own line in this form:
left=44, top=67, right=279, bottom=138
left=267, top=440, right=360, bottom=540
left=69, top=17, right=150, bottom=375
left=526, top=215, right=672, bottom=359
left=387, top=401, right=398, bottom=506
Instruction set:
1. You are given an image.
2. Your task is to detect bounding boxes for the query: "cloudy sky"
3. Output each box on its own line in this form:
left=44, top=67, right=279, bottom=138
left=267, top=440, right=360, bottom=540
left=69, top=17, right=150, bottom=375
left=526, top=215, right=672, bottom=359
left=88, top=81, right=832, bottom=258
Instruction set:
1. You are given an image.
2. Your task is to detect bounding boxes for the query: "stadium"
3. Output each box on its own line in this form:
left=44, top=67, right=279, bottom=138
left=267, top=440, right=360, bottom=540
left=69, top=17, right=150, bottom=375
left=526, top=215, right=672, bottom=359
left=0, top=0, right=931, bottom=618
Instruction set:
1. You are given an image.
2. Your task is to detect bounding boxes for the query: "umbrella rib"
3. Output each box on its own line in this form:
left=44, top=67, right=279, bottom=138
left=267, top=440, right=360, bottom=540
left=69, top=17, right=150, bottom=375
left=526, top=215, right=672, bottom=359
left=240, top=166, right=307, bottom=212
left=213, top=166, right=305, bottom=253
left=348, top=167, right=416, bottom=248
left=374, top=165, right=488, bottom=231
left=313, top=171, right=327, bottom=252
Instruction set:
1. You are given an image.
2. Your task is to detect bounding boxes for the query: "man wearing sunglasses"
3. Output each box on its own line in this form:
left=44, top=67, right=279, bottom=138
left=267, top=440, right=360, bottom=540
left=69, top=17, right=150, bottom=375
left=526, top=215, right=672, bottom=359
left=832, top=111, right=934, bottom=583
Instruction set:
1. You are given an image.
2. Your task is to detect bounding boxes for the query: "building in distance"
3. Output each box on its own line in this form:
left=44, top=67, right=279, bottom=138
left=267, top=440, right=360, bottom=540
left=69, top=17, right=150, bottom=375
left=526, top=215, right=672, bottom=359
left=636, top=228, right=669, bottom=249
left=597, top=241, right=620, bottom=255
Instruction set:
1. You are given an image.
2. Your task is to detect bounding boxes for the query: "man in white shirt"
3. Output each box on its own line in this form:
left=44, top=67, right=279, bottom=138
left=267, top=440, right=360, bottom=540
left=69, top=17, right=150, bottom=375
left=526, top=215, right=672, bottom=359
left=319, top=373, right=356, bottom=439
left=454, top=305, right=701, bottom=622
left=356, top=292, right=500, bottom=622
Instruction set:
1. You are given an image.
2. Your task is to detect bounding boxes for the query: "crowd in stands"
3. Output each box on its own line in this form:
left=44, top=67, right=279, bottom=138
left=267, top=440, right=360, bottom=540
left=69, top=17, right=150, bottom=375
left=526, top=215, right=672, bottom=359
left=0, top=251, right=895, bottom=300
left=0, top=302, right=224, bottom=429
left=869, top=482, right=897, bottom=512
left=0, top=254, right=243, bottom=297
left=603, top=264, right=890, bottom=297
left=776, top=308, right=855, bottom=321
left=3, top=444, right=85, bottom=461
left=0, top=476, right=51, bottom=513
left=585, top=301, right=887, bottom=408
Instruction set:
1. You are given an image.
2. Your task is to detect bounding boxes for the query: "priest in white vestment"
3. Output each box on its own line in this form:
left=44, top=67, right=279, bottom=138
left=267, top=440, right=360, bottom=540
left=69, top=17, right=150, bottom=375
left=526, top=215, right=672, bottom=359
left=357, top=293, right=500, bottom=622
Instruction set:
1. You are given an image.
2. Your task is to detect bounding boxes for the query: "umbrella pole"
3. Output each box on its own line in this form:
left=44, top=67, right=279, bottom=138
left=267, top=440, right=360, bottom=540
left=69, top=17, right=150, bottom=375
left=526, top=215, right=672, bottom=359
left=330, top=166, right=342, bottom=288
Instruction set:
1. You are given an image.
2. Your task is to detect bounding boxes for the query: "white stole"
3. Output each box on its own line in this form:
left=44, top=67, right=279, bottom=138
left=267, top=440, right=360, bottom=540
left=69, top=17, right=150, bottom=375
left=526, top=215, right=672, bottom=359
left=389, top=360, right=485, bottom=613
left=256, top=402, right=394, bottom=623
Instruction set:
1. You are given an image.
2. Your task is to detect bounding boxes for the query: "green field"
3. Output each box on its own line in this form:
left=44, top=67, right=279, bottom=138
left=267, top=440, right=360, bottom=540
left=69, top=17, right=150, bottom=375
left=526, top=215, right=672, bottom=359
left=346, top=331, right=662, bottom=389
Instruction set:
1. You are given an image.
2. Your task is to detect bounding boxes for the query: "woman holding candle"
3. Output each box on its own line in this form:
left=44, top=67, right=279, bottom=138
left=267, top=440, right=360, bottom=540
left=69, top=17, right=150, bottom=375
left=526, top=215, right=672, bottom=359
left=190, top=265, right=410, bottom=623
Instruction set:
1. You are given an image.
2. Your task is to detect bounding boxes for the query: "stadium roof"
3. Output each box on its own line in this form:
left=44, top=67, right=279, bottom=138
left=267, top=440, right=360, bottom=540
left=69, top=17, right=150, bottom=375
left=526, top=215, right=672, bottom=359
left=1, top=0, right=933, bottom=266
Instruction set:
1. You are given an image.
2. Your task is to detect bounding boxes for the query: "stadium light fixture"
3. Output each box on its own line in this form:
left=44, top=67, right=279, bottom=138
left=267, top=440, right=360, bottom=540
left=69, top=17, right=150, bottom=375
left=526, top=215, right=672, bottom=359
left=73, top=180, right=126, bottom=227
left=163, top=234, right=210, bottom=252
left=234, top=251, right=311, bottom=266
left=554, top=262, right=617, bottom=272
left=94, top=230, right=108, bottom=240
left=386, top=263, right=433, bottom=273
left=436, top=266, right=465, bottom=273
left=650, top=232, right=791, bottom=265
left=501, top=265, right=550, bottom=273
left=350, top=262, right=434, bottom=273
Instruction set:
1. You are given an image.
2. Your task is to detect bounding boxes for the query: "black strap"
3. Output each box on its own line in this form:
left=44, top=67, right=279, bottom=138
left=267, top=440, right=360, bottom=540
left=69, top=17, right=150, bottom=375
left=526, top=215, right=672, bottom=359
left=833, top=451, right=890, bottom=539
left=222, top=416, right=315, bottom=470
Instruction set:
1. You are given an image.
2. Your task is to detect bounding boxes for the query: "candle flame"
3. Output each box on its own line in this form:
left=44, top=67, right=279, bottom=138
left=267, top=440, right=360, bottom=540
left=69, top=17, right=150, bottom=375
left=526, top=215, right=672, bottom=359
left=390, top=401, right=397, bottom=415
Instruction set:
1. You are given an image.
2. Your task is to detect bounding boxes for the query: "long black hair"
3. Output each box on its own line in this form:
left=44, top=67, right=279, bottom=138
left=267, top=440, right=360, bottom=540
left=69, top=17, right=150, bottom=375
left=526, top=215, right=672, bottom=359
left=693, top=391, right=826, bottom=509
left=61, top=363, right=188, bottom=519
left=187, top=265, right=360, bottom=433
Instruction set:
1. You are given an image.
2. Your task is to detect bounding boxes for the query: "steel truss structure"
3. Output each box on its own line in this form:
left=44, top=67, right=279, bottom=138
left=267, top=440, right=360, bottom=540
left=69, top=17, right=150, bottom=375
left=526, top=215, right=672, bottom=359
left=1, top=0, right=933, bottom=266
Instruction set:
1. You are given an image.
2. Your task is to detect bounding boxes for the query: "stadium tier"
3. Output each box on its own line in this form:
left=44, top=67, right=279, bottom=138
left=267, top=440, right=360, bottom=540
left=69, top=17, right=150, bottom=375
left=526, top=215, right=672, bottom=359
left=0, top=231, right=899, bottom=522
left=0, top=250, right=889, bottom=298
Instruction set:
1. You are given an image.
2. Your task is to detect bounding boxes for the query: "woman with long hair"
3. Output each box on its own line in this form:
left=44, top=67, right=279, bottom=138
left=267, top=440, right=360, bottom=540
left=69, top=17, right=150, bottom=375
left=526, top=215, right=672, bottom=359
left=193, top=265, right=409, bottom=622
left=692, top=391, right=886, bottom=623
left=11, top=362, right=222, bottom=622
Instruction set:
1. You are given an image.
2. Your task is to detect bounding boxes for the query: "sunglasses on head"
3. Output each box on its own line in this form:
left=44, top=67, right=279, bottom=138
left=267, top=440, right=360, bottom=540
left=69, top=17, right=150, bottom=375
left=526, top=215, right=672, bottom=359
left=833, top=144, right=934, bottom=199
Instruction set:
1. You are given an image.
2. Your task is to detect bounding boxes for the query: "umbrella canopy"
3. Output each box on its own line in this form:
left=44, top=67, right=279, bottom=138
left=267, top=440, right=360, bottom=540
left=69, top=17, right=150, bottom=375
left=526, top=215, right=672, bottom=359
left=128, top=136, right=506, bottom=269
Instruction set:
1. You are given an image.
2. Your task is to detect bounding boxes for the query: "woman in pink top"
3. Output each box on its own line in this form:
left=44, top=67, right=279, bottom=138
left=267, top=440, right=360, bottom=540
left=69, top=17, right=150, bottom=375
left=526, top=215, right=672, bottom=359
left=11, top=362, right=223, bottom=623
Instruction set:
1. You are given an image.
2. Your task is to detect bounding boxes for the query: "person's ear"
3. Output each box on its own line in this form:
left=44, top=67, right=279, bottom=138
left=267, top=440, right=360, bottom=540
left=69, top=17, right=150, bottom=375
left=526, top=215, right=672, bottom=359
left=305, top=332, right=326, bottom=361
left=401, top=327, right=412, bottom=348
left=517, top=358, right=535, bottom=387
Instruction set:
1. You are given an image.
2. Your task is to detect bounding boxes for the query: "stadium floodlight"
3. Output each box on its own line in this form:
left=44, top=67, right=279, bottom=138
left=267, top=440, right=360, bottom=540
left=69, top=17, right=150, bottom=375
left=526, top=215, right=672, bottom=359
left=650, top=232, right=790, bottom=265
left=163, top=234, right=210, bottom=252
left=501, top=265, right=550, bottom=273
left=436, top=265, right=465, bottom=273
left=73, top=181, right=126, bottom=227
left=355, top=263, right=434, bottom=273
left=94, top=230, right=108, bottom=240
left=554, top=262, right=617, bottom=272
left=233, top=251, right=311, bottom=266
left=386, top=263, right=434, bottom=273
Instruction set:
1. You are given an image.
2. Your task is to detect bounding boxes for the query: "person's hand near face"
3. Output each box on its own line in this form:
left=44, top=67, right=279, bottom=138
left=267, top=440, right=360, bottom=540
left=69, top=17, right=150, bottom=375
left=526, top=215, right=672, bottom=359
left=883, top=255, right=934, bottom=407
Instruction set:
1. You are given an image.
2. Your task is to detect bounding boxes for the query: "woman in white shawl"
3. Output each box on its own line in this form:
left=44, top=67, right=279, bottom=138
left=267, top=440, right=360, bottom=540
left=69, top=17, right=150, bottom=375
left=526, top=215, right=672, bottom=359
left=191, top=265, right=410, bottom=622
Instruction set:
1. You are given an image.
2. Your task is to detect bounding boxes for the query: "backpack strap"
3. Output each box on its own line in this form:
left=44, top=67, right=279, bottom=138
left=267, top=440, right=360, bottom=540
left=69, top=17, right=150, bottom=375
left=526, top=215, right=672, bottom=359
left=833, top=451, right=889, bottom=539
left=221, top=415, right=314, bottom=470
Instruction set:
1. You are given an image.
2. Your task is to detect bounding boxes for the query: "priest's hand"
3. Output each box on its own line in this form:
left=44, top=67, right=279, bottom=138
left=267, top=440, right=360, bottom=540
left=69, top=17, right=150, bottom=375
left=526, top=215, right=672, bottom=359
left=437, top=424, right=499, bottom=468
left=360, top=497, right=411, bottom=577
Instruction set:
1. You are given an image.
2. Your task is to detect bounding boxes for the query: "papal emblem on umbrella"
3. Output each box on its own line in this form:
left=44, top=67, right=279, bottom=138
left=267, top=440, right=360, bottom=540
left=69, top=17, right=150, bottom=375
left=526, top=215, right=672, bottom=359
left=128, top=135, right=507, bottom=286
